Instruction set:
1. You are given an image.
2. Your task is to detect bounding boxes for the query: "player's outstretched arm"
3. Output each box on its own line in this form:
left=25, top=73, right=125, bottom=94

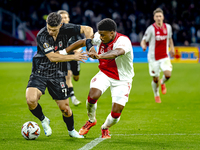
left=65, top=39, right=86, bottom=54
left=169, top=38, right=175, bottom=57
left=80, top=26, right=94, bottom=39
left=46, top=50, right=87, bottom=63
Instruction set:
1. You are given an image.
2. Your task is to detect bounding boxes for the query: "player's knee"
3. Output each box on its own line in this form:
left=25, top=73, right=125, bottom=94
left=88, top=88, right=101, bottom=100
left=153, top=77, right=159, bottom=83
left=26, top=96, right=38, bottom=108
left=60, top=106, right=71, bottom=117
left=111, top=111, right=121, bottom=119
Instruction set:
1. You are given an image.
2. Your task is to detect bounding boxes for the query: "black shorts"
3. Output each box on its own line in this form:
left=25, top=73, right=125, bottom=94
left=67, top=61, right=80, bottom=76
left=27, top=74, right=70, bottom=100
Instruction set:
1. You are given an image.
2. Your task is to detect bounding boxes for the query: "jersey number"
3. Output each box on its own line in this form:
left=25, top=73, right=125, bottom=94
left=62, top=88, right=68, bottom=97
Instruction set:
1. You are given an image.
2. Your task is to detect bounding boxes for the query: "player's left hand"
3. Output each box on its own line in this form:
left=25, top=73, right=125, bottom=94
left=169, top=50, right=175, bottom=57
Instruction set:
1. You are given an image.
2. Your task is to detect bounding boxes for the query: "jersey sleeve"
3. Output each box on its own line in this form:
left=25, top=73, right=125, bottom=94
left=114, top=36, right=132, bottom=54
left=92, top=32, right=101, bottom=46
left=142, top=26, right=152, bottom=42
left=167, top=24, right=173, bottom=38
left=62, top=23, right=81, bottom=38
left=37, top=34, right=54, bottom=54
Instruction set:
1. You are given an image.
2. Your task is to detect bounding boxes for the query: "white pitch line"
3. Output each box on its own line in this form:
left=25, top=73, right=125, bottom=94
left=78, top=136, right=106, bottom=150
left=114, top=133, right=200, bottom=136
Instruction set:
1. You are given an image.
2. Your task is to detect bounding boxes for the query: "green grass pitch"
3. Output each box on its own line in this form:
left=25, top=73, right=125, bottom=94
left=0, top=62, right=200, bottom=150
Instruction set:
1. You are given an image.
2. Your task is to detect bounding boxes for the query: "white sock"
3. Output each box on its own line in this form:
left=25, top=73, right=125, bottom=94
left=161, top=75, right=167, bottom=84
left=151, top=81, right=159, bottom=96
left=71, top=95, right=76, bottom=102
left=101, top=113, right=120, bottom=129
left=86, top=100, right=97, bottom=122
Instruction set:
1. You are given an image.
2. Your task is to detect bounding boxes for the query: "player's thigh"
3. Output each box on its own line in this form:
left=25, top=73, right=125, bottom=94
left=26, top=75, right=47, bottom=101
left=110, top=80, right=132, bottom=106
left=47, top=77, right=70, bottom=100
left=90, top=71, right=110, bottom=94
left=160, top=58, right=172, bottom=72
left=148, top=61, right=160, bottom=77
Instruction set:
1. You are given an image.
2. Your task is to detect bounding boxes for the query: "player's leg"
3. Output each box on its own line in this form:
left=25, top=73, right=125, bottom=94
left=48, top=77, right=83, bottom=138
left=67, top=61, right=81, bottom=106
left=55, top=99, right=83, bottom=138
left=79, top=71, right=110, bottom=135
left=160, top=58, right=173, bottom=94
left=101, top=81, right=131, bottom=138
left=26, top=75, right=52, bottom=136
left=149, top=61, right=161, bottom=103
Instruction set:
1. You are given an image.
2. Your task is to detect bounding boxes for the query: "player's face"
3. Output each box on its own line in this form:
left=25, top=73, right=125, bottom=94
left=47, top=24, right=61, bottom=37
left=60, top=13, right=70, bottom=24
left=154, top=12, right=164, bottom=26
left=98, top=30, right=115, bottom=44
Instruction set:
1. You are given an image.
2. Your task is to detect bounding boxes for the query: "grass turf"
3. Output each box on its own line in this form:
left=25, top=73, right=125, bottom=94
left=0, top=62, right=200, bottom=150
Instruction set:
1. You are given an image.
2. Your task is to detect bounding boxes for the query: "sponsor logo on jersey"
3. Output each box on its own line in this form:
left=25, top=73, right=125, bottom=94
left=100, top=46, right=104, bottom=54
left=43, top=43, right=49, bottom=48
left=44, top=46, right=54, bottom=52
left=155, top=35, right=167, bottom=41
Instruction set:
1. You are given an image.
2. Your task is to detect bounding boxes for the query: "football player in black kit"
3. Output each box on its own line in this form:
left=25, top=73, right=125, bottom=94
left=26, top=12, right=93, bottom=138
left=57, top=10, right=82, bottom=106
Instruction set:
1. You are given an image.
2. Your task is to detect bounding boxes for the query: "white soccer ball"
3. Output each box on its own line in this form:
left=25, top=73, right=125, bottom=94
left=21, top=121, right=40, bottom=140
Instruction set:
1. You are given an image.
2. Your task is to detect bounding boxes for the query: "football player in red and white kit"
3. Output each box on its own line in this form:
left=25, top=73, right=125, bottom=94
left=140, top=8, right=175, bottom=103
left=79, top=18, right=134, bottom=138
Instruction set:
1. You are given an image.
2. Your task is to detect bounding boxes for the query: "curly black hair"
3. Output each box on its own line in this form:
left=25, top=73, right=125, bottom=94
left=97, top=18, right=117, bottom=31
left=47, top=12, right=62, bottom=27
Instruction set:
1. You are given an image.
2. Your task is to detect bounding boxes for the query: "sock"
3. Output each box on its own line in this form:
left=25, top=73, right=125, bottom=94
left=86, top=99, right=97, bottom=122
left=68, top=87, right=76, bottom=101
left=63, top=113, right=74, bottom=131
left=101, top=113, right=120, bottom=129
left=30, top=103, right=45, bottom=121
left=151, top=80, right=159, bottom=96
left=161, top=75, right=167, bottom=84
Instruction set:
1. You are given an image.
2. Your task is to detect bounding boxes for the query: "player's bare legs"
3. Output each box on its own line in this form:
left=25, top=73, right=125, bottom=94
left=66, top=70, right=81, bottom=106
left=101, top=103, right=124, bottom=138
left=79, top=88, right=101, bottom=135
left=55, top=99, right=84, bottom=138
left=26, top=87, right=52, bottom=136
left=160, top=70, right=171, bottom=95
left=152, top=76, right=161, bottom=103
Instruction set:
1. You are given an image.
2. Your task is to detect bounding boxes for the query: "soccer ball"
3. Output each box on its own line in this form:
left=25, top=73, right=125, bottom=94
left=21, top=121, right=40, bottom=140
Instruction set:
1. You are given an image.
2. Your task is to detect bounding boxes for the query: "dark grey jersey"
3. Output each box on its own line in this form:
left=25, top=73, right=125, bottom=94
left=31, top=23, right=81, bottom=78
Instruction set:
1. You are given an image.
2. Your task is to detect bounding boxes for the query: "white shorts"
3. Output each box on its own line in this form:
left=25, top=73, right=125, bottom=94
left=148, top=57, right=172, bottom=77
left=90, top=71, right=132, bottom=106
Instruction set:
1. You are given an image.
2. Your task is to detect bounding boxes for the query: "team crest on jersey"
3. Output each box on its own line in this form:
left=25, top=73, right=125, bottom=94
left=43, top=43, right=49, bottom=48
left=60, top=82, right=65, bottom=88
left=55, top=46, right=58, bottom=51
left=59, top=41, right=63, bottom=47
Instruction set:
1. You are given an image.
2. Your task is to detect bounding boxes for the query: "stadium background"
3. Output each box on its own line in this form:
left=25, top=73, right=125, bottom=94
left=0, top=0, right=200, bottom=62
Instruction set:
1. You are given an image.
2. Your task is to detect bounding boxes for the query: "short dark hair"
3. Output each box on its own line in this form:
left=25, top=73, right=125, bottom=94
left=153, top=8, right=164, bottom=16
left=47, top=12, right=62, bottom=27
left=97, top=18, right=117, bottom=31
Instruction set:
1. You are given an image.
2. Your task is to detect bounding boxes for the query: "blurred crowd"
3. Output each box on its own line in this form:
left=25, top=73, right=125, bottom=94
left=1, top=0, right=200, bottom=46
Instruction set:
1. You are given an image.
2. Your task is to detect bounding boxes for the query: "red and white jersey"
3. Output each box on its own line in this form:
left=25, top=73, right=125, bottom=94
left=92, top=32, right=134, bottom=81
left=142, top=23, right=172, bottom=61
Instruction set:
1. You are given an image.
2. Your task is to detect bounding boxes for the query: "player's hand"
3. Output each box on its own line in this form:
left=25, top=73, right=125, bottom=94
left=74, top=49, right=88, bottom=63
left=142, top=45, right=146, bottom=51
left=88, top=47, right=98, bottom=59
left=169, top=50, right=175, bottom=58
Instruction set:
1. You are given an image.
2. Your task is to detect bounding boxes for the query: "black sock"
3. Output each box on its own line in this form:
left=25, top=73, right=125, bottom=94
left=63, top=113, right=74, bottom=131
left=68, top=87, right=74, bottom=97
left=30, top=103, right=45, bottom=121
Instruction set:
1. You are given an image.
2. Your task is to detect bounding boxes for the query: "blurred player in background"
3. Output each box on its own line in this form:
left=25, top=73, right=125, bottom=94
left=57, top=10, right=82, bottom=106
left=26, top=12, right=93, bottom=138
left=79, top=18, right=134, bottom=138
left=140, top=8, right=175, bottom=103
